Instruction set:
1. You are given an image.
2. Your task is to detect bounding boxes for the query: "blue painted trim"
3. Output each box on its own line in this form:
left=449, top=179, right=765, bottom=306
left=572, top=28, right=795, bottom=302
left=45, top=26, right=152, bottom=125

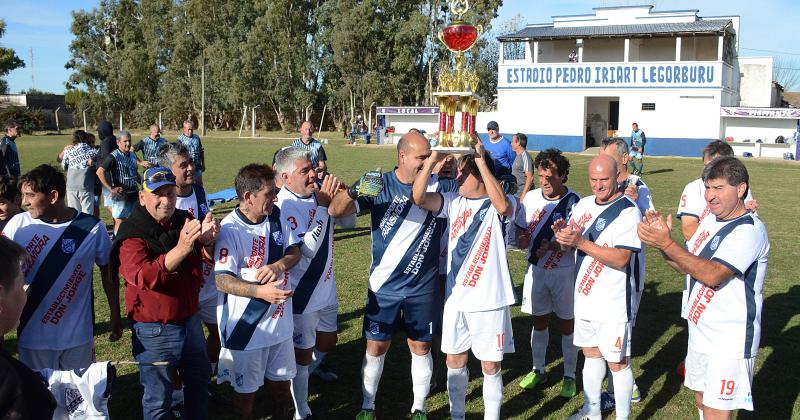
left=480, top=133, right=715, bottom=157
left=478, top=133, right=585, bottom=153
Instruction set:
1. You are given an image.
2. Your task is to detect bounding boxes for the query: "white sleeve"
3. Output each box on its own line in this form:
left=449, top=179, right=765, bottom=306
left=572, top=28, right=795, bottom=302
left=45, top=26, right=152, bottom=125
left=436, top=192, right=459, bottom=219
left=94, top=221, right=112, bottom=266
left=506, top=194, right=518, bottom=221
left=612, top=207, right=642, bottom=251
left=297, top=206, right=330, bottom=259
left=677, top=182, right=701, bottom=218
left=711, top=224, right=767, bottom=276
left=334, top=212, right=357, bottom=229
left=214, top=226, right=240, bottom=276
left=1, top=214, right=21, bottom=239
left=514, top=195, right=530, bottom=229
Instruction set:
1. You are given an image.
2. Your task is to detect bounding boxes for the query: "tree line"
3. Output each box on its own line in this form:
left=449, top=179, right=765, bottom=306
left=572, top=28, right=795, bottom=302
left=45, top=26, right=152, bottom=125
left=66, top=0, right=504, bottom=132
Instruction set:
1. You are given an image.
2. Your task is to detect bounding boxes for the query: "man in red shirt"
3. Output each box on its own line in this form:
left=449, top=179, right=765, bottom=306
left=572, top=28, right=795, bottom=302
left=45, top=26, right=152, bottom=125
left=113, top=167, right=219, bottom=419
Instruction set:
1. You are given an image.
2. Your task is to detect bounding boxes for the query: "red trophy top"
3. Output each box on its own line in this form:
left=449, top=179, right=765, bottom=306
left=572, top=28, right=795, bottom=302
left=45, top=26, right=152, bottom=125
left=441, top=22, right=478, bottom=53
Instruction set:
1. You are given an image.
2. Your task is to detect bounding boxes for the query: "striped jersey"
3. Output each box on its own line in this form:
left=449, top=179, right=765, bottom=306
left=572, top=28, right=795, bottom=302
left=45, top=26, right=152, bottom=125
left=133, top=136, right=167, bottom=166
left=438, top=193, right=517, bottom=312
left=214, top=208, right=300, bottom=350
left=276, top=187, right=336, bottom=314
left=356, top=171, right=456, bottom=296
left=176, top=133, right=204, bottom=171
left=175, top=185, right=216, bottom=303
left=570, top=194, right=642, bottom=323
left=684, top=212, right=769, bottom=359
left=515, top=188, right=581, bottom=270
left=100, top=150, right=139, bottom=194
left=38, top=361, right=112, bottom=419
left=677, top=177, right=754, bottom=223
left=618, top=174, right=654, bottom=214
left=2, top=211, right=110, bottom=350
left=290, top=138, right=327, bottom=167
left=433, top=174, right=459, bottom=274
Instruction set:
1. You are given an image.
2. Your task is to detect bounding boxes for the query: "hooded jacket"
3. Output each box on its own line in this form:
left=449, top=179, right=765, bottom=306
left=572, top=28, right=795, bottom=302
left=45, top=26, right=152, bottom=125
left=97, top=121, right=117, bottom=162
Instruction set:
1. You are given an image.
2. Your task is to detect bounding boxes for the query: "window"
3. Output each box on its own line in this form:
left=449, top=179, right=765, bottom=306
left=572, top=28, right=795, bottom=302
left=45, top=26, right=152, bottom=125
left=503, top=42, right=526, bottom=61
left=641, top=103, right=656, bottom=111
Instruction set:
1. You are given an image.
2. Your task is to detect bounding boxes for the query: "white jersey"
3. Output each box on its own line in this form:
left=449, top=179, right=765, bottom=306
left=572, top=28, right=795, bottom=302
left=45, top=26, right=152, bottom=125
left=276, top=187, right=336, bottom=315
left=570, top=195, right=642, bottom=323
left=439, top=193, right=517, bottom=312
left=214, top=208, right=300, bottom=351
left=677, top=177, right=754, bottom=223
left=515, top=188, right=581, bottom=270
left=2, top=211, right=111, bottom=350
left=620, top=174, right=653, bottom=300
left=175, top=186, right=216, bottom=303
left=39, top=362, right=112, bottom=419
left=684, top=212, right=769, bottom=359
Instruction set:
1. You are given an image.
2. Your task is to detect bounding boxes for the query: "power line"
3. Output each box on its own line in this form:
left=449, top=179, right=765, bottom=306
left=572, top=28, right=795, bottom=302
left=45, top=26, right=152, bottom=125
left=740, top=47, right=800, bottom=56
left=775, top=67, right=800, bottom=71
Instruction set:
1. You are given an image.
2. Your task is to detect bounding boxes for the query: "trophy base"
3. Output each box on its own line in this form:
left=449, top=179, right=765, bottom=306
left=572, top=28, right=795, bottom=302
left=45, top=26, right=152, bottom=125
left=431, top=146, right=473, bottom=153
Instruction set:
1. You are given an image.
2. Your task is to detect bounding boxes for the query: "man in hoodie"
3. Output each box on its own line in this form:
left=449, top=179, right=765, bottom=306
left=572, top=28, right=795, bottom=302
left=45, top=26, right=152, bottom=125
left=97, top=121, right=117, bottom=208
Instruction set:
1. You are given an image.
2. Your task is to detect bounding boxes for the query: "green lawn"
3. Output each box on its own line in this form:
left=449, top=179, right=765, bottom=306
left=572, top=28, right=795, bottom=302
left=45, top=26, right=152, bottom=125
left=6, top=131, right=799, bottom=419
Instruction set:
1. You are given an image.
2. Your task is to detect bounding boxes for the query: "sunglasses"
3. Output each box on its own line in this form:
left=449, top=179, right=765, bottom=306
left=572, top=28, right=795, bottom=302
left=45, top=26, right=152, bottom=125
left=146, top=171, right=175, bottom=183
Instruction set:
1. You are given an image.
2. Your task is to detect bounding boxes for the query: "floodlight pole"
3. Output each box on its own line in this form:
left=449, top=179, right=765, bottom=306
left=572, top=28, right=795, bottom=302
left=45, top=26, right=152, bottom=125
left=54, top=107, right=61, bottom=134
left=201, top=51, right=206, bottom=136
left=251, top=105, right=261, bottom=137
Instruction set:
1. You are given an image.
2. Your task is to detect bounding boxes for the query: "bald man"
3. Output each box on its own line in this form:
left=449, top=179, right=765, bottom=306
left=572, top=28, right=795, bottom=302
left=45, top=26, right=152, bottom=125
left=330, top=132, right=456, bottom=420
left=556, top=155, right=642, bottom=420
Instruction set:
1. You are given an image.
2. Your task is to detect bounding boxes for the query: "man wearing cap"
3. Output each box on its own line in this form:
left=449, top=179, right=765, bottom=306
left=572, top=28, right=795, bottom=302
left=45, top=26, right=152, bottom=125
left=484, top=121, right=516, bottom=178
left=113, top=166, right=220, bottom=419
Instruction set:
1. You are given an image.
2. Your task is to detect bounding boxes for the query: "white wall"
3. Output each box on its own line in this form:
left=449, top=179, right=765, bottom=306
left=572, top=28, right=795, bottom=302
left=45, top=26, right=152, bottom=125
left=495, top=89, right=585, bottom=137
left=384, top=114, right=439, bottom=136
left=723, top=117, right=797, bottom=142
left=738, top=57, right=774, bottom=107
left=538, top=40, right=579, bottom=63
left=630, top=38, right=676, bottom=61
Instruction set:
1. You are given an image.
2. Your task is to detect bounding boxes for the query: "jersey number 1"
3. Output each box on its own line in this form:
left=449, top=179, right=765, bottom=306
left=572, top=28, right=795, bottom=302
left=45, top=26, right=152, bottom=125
left=496, top=333, right=505, bottom=348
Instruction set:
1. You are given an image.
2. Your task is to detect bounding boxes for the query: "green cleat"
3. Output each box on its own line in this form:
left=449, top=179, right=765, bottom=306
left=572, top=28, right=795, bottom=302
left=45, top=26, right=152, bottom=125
left=356, top=409, right=376, bottom=420
left=631, top=383, right=642, bottom=402
left=519, top=370, right=548, bottom=389
left=411, top=410, right=427, bottom=420
left=560, top=376, right=577, bottom=398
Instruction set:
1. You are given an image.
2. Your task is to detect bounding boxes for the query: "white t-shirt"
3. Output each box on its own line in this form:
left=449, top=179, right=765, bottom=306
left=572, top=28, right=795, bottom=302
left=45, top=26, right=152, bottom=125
left=515, top=188, right=581, bottom=270
left=175, top=186, right=216, bottom=303
left=677, top=177, right=754, bottom=223
left=570, top=195, right=642, bottom=323
left=684, top=212, right=769, bottom=359
left=2, top=211, right=110, bottom=350
left=39, top=361, right=111, bottom=419
left=438, top=193, right=517, bottom=312
left=214, top=208, right=300, bottom=351
left=276, top=187, right=336, bottom=314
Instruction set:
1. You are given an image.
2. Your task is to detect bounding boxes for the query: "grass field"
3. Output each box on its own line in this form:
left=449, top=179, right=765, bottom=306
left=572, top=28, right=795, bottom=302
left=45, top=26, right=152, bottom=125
left=5, top=130, right=799, bottom=419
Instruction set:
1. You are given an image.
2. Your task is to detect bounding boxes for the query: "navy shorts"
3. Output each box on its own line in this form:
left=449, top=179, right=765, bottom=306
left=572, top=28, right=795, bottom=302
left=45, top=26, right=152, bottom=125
left=363, top=290, right=439, bottom=342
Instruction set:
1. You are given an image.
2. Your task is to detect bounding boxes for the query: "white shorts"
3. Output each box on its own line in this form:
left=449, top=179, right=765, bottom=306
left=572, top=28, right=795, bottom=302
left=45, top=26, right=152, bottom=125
left=217, top=338, right=296, bottom=393
left=521, top=265, right=575, bottom=319
left=441, top=303, right=514, bottom=362
left=66, top=190, right=94, bottom=214
left=292, top=304, right=338, bottom=349
left=198, top=295, right=218, bottom=325
left=574, top=319, right=631, bottom=363
left=18, top=342, right=94, bottom=371
left=684, top=347, right=755, bottom=411
left=629, top=151, right=643, bottom=160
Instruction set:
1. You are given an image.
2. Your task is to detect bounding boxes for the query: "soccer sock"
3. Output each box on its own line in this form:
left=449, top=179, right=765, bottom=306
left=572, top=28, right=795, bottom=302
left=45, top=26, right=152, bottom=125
left=611, top=365, right=634, bottom=420
left=482, top=370, right=503, bottom=420
left=607, top=369, right=615, bottom=394
left=210, top=362, right=217, bottom=377
left=309, top=349, right=327, bottom=373
left=531, top=328, right=548, bottom=373
left=410, top=352, right=433, bottom=413
left=561, top=334, right=578, bottom=378
left=582, top=357, right=606, bottom=415
left=447, top=366, right=469, bottom=420
left=698, top=408, right=705, bottom=419
left=291, top=364, right=311, bottom=419
left=361, top=353, right=385, bottom=410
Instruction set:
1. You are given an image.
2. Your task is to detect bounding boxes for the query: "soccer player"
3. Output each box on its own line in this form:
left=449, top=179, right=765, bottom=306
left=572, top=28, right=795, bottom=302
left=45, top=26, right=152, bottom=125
left=599, top=137, right=654, bottom=408
left=157, top=142, right=221, bottom=387
left=291, top=121, right=328, bottom=174
left=214, top=164, right=302, bottom=420
left=97, top=131, right=141, bottom=234
left=411, top=141, right=516, bottom=420
left=177, top=120, right=206, bottom=186
left=629, top=123, right=646, bottom=176
left=0, top=176, right=21, bottom=232
left=0, top=119, right=21, bottom=178
left=638, top=156, right=768, bottom=420
left=558, top=155, right=642, bottom=420
left=328, top=131, right=455, bottom=420
left=274, top=147, right=346, bottom=419
left=515, top=149, right=581, bottom=398
left=2, top=164, right=122, bottom=370
left=134, top=124, right=167, bottom=168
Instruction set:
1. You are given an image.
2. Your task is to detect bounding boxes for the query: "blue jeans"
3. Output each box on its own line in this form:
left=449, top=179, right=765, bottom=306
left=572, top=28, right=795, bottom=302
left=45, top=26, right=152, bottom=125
left=132, top=314, right=210, bottom=420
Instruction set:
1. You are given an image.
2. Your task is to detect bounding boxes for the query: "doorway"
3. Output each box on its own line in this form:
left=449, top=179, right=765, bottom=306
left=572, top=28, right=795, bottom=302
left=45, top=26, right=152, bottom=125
left=584, top=96, right=620, bottom=147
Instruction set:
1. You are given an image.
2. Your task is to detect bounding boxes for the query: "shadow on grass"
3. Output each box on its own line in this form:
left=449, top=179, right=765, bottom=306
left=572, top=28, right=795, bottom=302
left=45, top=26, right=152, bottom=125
left=334, top=226, right=371, bottom=241
left=644, top=169, right=675, bottom=176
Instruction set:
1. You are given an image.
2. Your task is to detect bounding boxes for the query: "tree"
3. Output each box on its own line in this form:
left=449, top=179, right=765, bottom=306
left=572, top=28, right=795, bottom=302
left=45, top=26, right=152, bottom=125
left=773, top=56, right=800, bottom=91
left=0, top=20, right=25, bottom=94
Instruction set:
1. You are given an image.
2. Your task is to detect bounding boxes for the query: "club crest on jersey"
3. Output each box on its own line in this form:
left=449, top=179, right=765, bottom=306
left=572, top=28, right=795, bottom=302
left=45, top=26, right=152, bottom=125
left=272, top=231, right=284, bottom=246
left=552, top=212, right=563, bottom=222
left=478, top=208, right=488, bottom=221
left=710, top=236, right=720, bottom=251
left=61, top=238, right=76, bottom=254
left=64, top=387, right=85, bottom=414
left=200, top=204, right=209, bottom=215
left=595, top=218, right=607, bottom=232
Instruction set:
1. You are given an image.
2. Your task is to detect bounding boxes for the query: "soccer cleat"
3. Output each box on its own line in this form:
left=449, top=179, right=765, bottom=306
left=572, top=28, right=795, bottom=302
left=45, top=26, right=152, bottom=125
left=411, top=410, right=427, bottom=420
left=565, top=407, right=601, bottom=420
left=356, top=409, right=376, bottom=420
left=519, top=370, right=548, bottom=389
left=631, top=383, right=642, bottom=402
left=311, top=362, right=339, bottom=382
left=600, top=391, right=615, bottom=413
left=560, top=376, right=577, bottom=398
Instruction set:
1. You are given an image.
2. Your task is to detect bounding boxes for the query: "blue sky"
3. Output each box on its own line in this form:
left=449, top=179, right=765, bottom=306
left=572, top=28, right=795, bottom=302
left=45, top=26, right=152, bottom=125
left=2, top=0, right=799, bottom=94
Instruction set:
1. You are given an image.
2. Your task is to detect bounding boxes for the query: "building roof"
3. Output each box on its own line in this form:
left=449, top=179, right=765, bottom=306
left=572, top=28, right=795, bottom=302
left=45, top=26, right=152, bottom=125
left=498, top=19, right=732, bottom=41
left=783, top=92, right=800, bottom=108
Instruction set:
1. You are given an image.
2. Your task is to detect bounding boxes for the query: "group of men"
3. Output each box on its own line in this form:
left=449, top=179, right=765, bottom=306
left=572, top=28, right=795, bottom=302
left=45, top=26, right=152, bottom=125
left=0, top=115, right=769, bottom=420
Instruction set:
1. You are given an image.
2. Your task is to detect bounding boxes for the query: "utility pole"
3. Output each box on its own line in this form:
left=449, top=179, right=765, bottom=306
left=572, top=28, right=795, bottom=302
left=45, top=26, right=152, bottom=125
left=201, top=51, right=206, bottom=136
left=29, top=48, right=34, bottom=90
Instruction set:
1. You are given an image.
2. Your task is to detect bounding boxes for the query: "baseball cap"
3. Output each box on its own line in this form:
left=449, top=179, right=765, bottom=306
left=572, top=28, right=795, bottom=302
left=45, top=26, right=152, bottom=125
left=142, top=167, right=176, bottom=192
left=487, top=121, right=499, bottom=131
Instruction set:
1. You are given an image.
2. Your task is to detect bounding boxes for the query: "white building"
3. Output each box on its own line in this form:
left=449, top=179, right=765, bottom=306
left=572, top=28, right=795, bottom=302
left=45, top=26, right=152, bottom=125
left=493, top=5, right=796, bottom=157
